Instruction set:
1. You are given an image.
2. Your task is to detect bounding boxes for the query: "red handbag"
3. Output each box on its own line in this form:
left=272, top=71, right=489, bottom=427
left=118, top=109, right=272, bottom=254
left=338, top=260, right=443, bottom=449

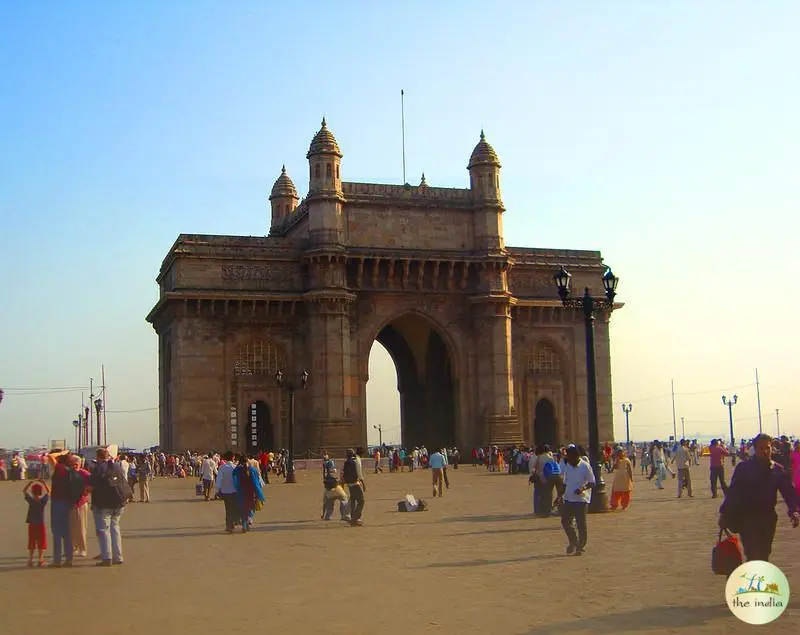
left=711, top=529, right=743, bottom=575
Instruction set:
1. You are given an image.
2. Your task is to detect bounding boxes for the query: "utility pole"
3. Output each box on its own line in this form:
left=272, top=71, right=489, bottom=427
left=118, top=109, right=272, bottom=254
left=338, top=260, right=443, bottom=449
left=776, top=408, right=781, bottom=436
left=373, top=424, right=383, bottom=447
left=670, top=379, right=677, bottom=442
left=681, top=416, right=685, bottom=439
left=755, top=368, right=763, bottom=433
left=722, top=394, right=738, bottom=467
left=89, top=378, right=94, bottom=446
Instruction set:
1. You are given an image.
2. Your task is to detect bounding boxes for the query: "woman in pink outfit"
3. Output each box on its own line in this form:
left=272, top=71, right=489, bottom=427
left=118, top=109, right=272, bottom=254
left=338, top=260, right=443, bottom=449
left=791, top=441, right=800, bottom=495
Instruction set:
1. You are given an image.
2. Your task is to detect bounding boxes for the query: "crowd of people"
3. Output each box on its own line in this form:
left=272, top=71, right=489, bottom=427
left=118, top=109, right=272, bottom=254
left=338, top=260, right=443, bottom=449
left=10, top=431, right=800, bottom=569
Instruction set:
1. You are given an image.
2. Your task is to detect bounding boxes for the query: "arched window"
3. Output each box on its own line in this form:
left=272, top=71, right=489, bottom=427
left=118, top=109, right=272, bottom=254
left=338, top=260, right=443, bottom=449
left=336, top=165, right=340, bottom=180
left=527, top=343, right=561, bottom=374
left=326, top=163, right=332, bottom=178
left=234, top=340, right=282, bottom=376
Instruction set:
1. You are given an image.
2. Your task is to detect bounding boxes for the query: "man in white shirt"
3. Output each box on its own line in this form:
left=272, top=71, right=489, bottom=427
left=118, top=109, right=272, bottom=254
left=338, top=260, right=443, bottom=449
left=560, top=445, right=596, bottom=556
left=200, top=454, right=217, bottom=501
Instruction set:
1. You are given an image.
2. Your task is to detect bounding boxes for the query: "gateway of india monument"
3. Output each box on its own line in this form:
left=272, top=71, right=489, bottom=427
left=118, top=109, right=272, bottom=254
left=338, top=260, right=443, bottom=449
left=146, top=118, right=616, bottom=454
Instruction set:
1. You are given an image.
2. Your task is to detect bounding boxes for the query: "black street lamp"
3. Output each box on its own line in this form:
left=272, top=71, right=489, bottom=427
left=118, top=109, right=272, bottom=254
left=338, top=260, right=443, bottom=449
left=94, top=398, right=103, bottom=447
left=621, top=404, right=633, bottom=445
left=373, top=424, right=382, bottom=447
left=72, top=419, right=81, bottom=452
left=275, top=369, right=310, bottom=484
left=722, top=394, right=738, bottom=467
left=554, top=265, right=619, bottom=513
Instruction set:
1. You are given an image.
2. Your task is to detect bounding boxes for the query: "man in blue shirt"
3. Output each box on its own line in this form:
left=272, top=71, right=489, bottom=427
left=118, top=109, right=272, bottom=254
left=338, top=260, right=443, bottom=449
left=719, top=433, right=800, bottom=562
left=429, top=449, right=446, bottom=497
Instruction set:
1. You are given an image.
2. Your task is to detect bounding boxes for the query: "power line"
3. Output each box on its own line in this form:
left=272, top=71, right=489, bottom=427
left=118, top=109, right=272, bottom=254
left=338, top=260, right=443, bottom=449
left=613, top=382, right=757, bottom=405
left=105, top=407, right=158, bottom=414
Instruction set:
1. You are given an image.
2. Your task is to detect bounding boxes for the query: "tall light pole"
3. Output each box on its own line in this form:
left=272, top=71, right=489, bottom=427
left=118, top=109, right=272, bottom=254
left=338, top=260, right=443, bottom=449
left=621, top=404, right=633, bottom=445
left=373, top=424, right=383, bottom=447
left=722, top=394, right=738, bottom=467
left=94, top=398, right=103, bottom=448
left=681, top=416, right=685, bottom=439
left=275, top=369, right=310, bottom=484
left=555, top=265, right=619, bottom=514
left=776, top=408, right=781, bottom=436
left=72, top=419, right=81, bottom=451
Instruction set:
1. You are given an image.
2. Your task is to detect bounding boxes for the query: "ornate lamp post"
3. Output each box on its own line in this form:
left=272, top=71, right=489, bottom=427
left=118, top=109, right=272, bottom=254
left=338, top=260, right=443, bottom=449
left=621, top=403, right=633, bottom=445
left=722, top=394, right=738, bottom=467
left=72, top=419, right=81, bottom=451
left=275, top=369, right=310, bottom=484
left=554, top=265, right=619, bottom=513
left=94, top=398, right=103, bottom=447
left=373, top=424, right=383, bottom=447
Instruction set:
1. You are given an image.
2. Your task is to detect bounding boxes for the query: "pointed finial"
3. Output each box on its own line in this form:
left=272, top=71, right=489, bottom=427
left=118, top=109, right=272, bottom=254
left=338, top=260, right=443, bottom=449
left=420, top=172, right=427, bottom=186
left=281, top=164, right=286, bottom=174
left=321, top=116, right=327, bottom=128
left=480, top=129, right=485, bottom=141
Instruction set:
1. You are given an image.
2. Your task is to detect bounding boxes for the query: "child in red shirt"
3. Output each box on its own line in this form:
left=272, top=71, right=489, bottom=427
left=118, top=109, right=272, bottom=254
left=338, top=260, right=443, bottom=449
left=24, top=480, right=50, bottom=567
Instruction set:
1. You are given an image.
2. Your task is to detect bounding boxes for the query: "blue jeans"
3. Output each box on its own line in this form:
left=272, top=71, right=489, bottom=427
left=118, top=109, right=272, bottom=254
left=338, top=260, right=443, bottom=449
left=93, top=507, right=125, bottom=562
left=51, top=499, right=73, bottom=564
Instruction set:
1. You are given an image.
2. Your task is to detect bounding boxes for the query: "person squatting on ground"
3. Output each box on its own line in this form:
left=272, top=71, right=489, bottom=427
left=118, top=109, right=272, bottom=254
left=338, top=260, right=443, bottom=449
left=719, top=433, right=800, bottom=562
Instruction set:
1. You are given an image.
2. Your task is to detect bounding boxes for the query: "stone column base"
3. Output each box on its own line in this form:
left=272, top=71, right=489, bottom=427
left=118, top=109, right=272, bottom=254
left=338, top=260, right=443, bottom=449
left=483, top=414, right=522, bottom=446
left=304, top=418, right=361, bottom=455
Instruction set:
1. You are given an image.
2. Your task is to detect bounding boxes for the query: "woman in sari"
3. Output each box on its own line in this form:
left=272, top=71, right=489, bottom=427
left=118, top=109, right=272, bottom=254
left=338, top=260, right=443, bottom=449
left=610, top=449, right=634, bottom=510
left=233, top=455, right=265, bottom=533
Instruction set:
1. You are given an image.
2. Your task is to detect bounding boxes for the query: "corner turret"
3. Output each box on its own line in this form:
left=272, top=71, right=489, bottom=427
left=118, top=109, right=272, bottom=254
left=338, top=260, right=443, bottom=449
left=269, top=165, right=299, bottom=235
left=468, top=131, right=505, bottom=252
left=307, top=117, right=343, bottom=196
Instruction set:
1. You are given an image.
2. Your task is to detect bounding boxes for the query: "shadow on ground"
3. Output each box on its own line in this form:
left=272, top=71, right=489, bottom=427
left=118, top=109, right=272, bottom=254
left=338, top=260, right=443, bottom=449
left=526, top=605, right=731, bottom=634
left=409, top=553, right=562, bottom=569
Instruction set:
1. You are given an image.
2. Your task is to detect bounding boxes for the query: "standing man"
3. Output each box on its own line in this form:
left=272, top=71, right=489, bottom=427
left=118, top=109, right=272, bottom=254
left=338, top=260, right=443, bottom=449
left=719, top=433, right=800, bottom=562
left=341, top=449, right=365, bottom=526
left=708, top=439, right=729, bottom=498
left=428, top=448, right=446, bottom=497
left=200, top=454, right=217, bottom=501
left=559, top=445, right=595, bottom=556
left=216, top=452, right=238, bottom=532
left=674, top=439, right=693, bottom=498
left=89, top=448, right=130, bottom=566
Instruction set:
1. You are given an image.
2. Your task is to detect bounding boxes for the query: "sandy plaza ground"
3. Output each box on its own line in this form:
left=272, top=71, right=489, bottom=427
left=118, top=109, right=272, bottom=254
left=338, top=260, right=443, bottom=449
left=0, top=460, right=798, bottom=634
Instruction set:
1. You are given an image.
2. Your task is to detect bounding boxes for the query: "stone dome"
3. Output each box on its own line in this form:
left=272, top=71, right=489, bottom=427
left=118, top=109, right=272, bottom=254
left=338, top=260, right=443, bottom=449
left=307, top=117, right=342, bottom=158
left=270, top=165, right=298, bottom=199
left=467, top=130, right=501, bottom=169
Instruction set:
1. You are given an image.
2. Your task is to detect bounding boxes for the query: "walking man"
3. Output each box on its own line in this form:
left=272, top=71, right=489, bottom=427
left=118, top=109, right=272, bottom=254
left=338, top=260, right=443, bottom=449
left=216, top=452, right=238, bottom=532
left=674, top=439, right=693, bottom=498
left=708, top=439, right=729, bottom=498
left=341, top=449, right=365, bottom=526
left=719, top=433, right=800, bottom=562
left=429, top=448, right=446, bottom=497
left=559, top=445, right=595, bottom=556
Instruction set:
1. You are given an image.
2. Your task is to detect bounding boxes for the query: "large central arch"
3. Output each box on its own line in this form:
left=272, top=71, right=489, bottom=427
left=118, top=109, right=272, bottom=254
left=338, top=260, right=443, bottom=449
left=368, top=312, right=457, bottom=450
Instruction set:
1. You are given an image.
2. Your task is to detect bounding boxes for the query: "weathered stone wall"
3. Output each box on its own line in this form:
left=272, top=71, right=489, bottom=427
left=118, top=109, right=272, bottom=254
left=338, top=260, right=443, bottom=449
left=345, top=205, right=474, bottom=250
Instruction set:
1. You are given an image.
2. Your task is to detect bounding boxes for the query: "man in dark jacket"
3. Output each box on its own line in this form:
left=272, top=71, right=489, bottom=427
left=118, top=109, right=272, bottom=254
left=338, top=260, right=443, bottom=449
left=89, top=448, right=129, bottom=566
left=719, top=433, right=800, bottom=562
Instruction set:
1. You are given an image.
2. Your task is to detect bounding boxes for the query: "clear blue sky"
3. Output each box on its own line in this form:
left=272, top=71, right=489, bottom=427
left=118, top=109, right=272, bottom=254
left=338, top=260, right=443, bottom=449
left=1, top=1, right=797, bottom=449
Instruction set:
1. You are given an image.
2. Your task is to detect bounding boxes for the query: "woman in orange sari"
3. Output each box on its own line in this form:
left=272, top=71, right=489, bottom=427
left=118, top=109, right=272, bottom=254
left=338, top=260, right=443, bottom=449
left=610, top=449, right=634, bottom=510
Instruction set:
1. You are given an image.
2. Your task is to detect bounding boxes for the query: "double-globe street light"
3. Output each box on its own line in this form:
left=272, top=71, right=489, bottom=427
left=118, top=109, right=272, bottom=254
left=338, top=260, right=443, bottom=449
left=72, top=419, right=81, bottom=452
left=554, top=265, right=619, bottom=514
left=275, top=369, right=310, bottom=484
left=722, top=394, right=738, bottom=467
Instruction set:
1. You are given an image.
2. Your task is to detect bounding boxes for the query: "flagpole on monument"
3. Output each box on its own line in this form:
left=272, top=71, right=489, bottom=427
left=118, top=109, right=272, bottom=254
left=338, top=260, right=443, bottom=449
left=401, top=89, right=406, bottom=185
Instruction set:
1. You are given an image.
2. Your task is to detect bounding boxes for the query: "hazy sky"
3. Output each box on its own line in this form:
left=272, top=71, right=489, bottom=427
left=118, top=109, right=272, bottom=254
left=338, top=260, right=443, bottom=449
left=1, top=2, right=797, bottom=450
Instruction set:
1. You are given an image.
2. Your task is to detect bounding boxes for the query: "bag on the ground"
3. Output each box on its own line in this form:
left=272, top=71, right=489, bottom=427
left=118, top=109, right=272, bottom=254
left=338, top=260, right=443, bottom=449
left=397, top=494, right=428, bottom=512
left=712, top=529, right=743, bottom=575
left=542, top=459, right=561, bottom=479
left=342, top=457, right=358, bottom=484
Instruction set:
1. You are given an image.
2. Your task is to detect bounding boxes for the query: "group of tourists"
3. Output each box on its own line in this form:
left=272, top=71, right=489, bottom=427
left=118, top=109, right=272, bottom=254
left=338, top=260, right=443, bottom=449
left=22, top=447, right=131, bottom=568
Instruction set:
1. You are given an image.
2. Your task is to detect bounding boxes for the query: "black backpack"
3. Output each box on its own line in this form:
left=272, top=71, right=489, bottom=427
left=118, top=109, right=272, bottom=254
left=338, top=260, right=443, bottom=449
left=94, top=463, right=133, bottom=508
left=342, top=457, right=358, bottom=484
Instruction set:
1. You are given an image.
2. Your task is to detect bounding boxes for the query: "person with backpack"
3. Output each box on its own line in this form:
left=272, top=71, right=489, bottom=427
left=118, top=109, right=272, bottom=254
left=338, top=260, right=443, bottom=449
left=89, top=447, right=132, bottom=566
left=538, top=445, right=563, bottom=516
left=340, top=448, right=365, bottom=526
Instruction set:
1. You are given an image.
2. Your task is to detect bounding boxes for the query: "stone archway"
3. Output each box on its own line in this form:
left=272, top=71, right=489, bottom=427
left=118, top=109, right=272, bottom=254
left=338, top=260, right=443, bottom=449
left=369, top=312, right=457, bottom=450
left=534, top=398, right=557, bottom=447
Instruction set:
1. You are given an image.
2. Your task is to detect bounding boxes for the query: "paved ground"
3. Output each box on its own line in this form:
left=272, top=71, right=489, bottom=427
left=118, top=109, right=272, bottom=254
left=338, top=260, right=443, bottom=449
left=0, top=460, right=798, bottom=634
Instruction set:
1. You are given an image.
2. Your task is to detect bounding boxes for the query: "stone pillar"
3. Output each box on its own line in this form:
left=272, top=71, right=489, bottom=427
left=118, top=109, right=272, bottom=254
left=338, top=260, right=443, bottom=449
left=471, top=295, right=521, bottom=445
left=304, top=291, right=359, bottom=452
